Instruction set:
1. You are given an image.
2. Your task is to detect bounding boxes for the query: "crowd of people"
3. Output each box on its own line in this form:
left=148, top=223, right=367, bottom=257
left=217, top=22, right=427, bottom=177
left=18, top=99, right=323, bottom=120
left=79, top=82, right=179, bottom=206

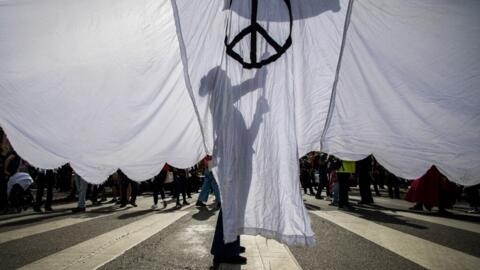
left=0, top=127, right=215, bottom=214
left=299, top=151, right=480, bottom=214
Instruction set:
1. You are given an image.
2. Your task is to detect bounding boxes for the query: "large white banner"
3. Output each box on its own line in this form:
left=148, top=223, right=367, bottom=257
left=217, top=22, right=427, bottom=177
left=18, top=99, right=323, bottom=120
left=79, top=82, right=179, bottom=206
left=1, top=0, right=479, bottom=245
left=322, top=0, right=480, bottom=186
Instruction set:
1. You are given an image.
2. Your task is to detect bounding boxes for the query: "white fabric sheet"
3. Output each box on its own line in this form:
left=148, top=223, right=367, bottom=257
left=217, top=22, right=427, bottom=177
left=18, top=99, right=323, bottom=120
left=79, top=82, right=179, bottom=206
left=322, top=0, right=480, bottom=186
left=173, top=0, right=349, bottom=244
left=0, top=0, right=205, bottom=183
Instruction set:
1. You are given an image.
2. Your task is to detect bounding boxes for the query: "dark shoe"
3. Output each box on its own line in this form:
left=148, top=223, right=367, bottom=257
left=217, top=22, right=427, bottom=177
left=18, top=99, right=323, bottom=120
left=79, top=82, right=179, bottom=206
left=129, top=201, right=138, bottom=207
left=315, top=195, right=323, bottom=200
left=176, top=202, right=182, bottom=208
left=196, top=201, right=207, bottom=207
left=213, top=255, right=247, bottom=265
left=162, top=200, right=167, bottom=208
left=438, top=209, right=449, bottom=215
left=71, top=207, right=86, bottom=213
left=44, top=206, right=53, bottom=212
left=108, top=198, right=117, bottom=203
left=239, top=246, right=246, bottom=253
left=119, top=203, right=127, bottom=208
left=183, top=200, right=190, bottom=206
left=33, top=206, right=42, bottom=213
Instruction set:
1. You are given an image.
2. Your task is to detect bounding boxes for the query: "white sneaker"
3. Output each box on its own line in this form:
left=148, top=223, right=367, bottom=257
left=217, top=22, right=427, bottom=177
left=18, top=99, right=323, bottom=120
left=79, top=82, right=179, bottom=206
left=151, top=204, right=158, bottom=210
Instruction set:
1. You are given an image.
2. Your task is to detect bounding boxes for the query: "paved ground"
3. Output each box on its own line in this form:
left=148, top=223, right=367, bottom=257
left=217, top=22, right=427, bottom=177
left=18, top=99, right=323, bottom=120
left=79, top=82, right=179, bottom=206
left=0, top=187, right=479, bottom=270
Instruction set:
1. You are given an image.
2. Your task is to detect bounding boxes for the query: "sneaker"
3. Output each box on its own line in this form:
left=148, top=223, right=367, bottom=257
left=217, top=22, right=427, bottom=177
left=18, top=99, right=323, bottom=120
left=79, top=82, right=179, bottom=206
left=129, top=201, right=138, bottom=207
left=151, top=204, right=158, bottom=210
left=162, top=200, right=167, bottom=208
left=44, top=206, right=53, bottom=212
left=196, top=201, right=207, bottom=207
left=71, top=207, right=86, bottom=213
left=119, top=203, right=127, bottom=208
left=183, top=200, right=190, bottom=206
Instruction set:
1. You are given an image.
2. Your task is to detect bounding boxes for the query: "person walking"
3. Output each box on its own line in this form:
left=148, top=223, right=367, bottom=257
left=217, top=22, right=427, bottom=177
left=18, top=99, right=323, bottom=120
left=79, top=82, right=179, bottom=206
left=33, top=169, right=55, bottom=212
left=72, top=172, right=88, bottom=212
left=357, top=156, right=374, bottom=204
left=151, top=164, right=169, bottom=209
left=196, top=156, right=220, bottom=208
left=119, top=170, right=138, bottom=208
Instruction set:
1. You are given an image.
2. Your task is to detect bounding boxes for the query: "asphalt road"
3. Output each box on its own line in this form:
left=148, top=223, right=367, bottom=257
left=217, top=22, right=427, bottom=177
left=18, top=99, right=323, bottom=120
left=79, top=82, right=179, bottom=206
left=0, top=188, right=478, bottom=270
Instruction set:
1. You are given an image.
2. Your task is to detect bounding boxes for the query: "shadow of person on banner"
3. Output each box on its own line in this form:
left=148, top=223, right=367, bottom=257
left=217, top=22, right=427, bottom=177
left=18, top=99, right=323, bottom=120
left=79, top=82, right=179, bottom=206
left=199, top=66, right=268, bottom=266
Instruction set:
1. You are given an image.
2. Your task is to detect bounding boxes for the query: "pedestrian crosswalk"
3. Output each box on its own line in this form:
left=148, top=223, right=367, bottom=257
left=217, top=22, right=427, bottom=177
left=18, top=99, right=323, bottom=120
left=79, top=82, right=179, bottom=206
left=19, top=211, right=188, bottom=270
left=0, top=194, right=478, bottom=270
left=313, top=210, right=480, bottom=270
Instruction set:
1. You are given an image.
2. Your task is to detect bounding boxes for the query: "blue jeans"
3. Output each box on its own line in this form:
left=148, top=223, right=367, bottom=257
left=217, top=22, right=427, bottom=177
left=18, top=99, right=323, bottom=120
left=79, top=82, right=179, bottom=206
left=74, top=175, right=88, bottom=208
left=198, top=172, right=220, bottom=203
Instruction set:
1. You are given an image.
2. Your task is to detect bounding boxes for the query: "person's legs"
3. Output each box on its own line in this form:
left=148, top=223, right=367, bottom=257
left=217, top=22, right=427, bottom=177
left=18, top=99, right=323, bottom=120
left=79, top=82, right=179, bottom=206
left=211, top=210, right=244, bottom=266
left=0, top=177, right=7, bottom=211
left=34, top=174, right=45, bottom=210
left=211, top=179, right=221, bottom=206
left=198, top=175, right=212, bottom=203
left=129, top=180, right=139, bottom=206
left=158, top=180, right=166, bottom=201
left=180, top=177, right=188, bottom=204
left=45, top=172, right=54, bottom=210
left=372, top=177, right=381, bottom=196
left=315, top=181, right=323, bottom=198
left=152, top=178, right=159, bottom=206
left=338, top=173, right=350, bottom=208
left=120, top=177, right=129, bottom=207
left=358, top=175, right=374, bottom=204
left=91, top=185, right=100, bottom=205
left=329, top=182, right=339, bottom=206
left=174, top=179, right=181, bottom=206
left=76, top=176, right=88, bottom=209
left=9, top=184, right=24, bottom=212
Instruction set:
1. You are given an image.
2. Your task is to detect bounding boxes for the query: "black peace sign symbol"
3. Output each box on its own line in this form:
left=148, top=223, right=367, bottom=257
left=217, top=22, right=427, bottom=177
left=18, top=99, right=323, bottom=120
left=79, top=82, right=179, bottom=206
left=225, top=0, right=293, bottom=69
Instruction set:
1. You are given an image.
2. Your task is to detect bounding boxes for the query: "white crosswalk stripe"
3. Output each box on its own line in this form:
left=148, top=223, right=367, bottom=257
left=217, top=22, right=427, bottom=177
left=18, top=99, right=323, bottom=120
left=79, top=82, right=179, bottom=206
left=232, top=235, right=302, bottom=270
left=0, top=216, right=108, bottom=244
left=378, top=209, right=480, bottom=234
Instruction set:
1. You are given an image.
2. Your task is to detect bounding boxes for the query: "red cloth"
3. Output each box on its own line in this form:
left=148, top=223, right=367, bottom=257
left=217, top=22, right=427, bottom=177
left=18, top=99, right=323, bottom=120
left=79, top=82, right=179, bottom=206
left=405, top=166, right=442, bottom=207
left=405, top=166, right=455, bottom=208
